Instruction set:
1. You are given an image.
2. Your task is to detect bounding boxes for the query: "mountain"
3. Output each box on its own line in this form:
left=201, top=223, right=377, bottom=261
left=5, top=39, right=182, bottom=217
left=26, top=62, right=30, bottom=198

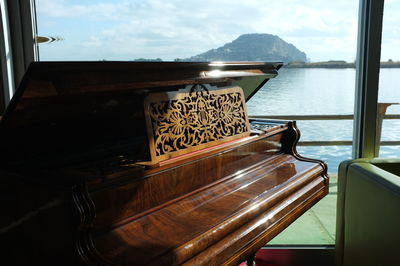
left=185, top=33, right=307, bottom=63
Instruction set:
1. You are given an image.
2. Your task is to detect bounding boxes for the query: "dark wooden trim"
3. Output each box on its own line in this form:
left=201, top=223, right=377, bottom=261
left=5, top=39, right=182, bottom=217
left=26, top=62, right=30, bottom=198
left=256, top=246, right=335, bottom=266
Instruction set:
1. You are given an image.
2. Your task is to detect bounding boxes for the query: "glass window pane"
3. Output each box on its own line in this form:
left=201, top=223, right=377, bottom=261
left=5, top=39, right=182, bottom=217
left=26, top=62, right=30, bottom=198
left=377, top=0, right=400, bottom=158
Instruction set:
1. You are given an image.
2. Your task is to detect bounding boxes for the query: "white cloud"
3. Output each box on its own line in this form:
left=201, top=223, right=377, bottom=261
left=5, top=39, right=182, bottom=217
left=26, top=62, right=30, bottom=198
left=37, top=0, right=399, bottom=62
left=37, top=0, right=141, bottom=20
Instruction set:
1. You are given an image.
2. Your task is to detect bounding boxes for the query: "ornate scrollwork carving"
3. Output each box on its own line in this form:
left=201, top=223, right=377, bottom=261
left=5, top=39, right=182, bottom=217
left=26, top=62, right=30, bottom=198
left=144, top=85, right=250, bottom=162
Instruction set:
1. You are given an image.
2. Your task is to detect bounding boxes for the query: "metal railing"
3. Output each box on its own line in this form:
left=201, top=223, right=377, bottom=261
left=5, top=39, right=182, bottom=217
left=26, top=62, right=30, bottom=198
left=251, top=103, right=400, bottom=154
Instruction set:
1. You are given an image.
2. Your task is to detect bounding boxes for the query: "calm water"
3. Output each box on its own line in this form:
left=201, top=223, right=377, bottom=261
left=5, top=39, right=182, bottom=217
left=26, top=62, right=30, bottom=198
left=247, top=68, right=400, bottom=173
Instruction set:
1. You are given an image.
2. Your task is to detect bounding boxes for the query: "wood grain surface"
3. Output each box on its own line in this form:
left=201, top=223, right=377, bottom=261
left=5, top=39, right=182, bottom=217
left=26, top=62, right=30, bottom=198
left=0, top=62, right=328, bottom=266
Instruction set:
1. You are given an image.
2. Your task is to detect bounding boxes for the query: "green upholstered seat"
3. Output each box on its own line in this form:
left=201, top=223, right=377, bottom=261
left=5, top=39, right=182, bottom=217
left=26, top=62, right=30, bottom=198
left=336, top=158, right=400, bottom=266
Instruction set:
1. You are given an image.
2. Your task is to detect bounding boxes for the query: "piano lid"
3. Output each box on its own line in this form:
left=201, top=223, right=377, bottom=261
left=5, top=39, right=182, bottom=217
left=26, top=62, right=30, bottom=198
left=0, top=61, right=282, bottom=166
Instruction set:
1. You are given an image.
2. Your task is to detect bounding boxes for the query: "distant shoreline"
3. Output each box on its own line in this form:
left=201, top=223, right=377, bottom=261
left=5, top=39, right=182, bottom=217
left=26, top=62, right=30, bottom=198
left=284, top=61, right=400, bottom=68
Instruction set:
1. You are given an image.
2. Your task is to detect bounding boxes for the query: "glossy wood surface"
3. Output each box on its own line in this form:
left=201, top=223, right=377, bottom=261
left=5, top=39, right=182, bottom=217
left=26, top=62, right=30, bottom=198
left=0, top=62, right=328, bottom=266
left=94, top=155, right=325, bottom=265
left=1, top=120, right=328, bottom=266
left=89, top=132, right=285, bottom=231
left=69, top=120, right=327, bottom=265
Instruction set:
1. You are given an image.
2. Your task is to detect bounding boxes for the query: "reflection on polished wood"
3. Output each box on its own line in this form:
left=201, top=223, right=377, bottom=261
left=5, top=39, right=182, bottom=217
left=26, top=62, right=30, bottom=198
left=0, top=62, right=328, bottom=265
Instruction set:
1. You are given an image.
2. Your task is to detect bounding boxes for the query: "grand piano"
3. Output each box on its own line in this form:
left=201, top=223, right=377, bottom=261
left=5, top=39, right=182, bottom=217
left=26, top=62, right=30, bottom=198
left=0, top=62, right=328, bottom=265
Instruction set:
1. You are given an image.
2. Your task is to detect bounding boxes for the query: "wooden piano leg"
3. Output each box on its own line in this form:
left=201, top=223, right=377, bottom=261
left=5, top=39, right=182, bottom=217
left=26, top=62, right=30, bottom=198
left=245, top=253, right=256, bottom=266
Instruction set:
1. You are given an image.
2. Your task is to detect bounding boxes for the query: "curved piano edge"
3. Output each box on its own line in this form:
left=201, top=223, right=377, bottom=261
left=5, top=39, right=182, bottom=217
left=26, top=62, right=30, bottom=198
left=223, top=180, right=327, bottom=266
left=192, top=173, right=328, bottom=266
left=283, top=120, right=329, bottom=182
left=72, top=183, right=116, bottom=265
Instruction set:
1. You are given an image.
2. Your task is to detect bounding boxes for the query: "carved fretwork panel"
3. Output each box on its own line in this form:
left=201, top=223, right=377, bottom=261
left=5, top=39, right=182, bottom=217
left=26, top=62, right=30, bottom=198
left=144, top=85, right=250, bottom=162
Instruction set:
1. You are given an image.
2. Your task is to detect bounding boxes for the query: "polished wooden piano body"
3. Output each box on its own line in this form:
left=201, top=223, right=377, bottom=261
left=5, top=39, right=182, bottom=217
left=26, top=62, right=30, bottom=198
left=0, top=62, right=328, bottom=265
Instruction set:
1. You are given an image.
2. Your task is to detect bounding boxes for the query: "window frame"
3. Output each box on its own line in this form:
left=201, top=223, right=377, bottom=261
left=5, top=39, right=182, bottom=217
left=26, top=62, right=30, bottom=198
left=353, top=0, right=385, bottom=159
left=0, top=0, right=37, bottom=113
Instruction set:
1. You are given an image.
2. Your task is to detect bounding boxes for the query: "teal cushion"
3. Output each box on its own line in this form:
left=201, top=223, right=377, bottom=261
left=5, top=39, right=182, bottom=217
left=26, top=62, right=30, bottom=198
left=336, top=158, right=400, bottom=266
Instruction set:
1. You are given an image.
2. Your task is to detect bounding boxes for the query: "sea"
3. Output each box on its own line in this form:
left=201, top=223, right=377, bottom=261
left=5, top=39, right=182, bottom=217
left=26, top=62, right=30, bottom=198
left=246, top=68, right=400, bottom=174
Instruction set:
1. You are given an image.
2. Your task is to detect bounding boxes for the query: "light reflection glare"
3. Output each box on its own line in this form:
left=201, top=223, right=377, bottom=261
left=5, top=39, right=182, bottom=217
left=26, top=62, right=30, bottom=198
left=184, top=243, right=193, bottom=250
left=248, top=202, right=261, bottom=212
left=207, top=70, right=222, bottom=77
left=238, top=182, right=251, bottom=190
left=209, top=61, right=224, bottom=66
left=234, top=169, right=245, bottom=176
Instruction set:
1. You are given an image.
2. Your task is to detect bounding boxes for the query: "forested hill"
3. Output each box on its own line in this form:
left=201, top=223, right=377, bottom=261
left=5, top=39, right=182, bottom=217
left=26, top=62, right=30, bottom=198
left=185, top=33, right=307, bottom=63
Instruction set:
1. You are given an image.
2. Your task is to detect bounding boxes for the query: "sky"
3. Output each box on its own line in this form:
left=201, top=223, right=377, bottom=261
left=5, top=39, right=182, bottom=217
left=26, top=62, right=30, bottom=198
left=36, top=0, right=400, bottom=62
